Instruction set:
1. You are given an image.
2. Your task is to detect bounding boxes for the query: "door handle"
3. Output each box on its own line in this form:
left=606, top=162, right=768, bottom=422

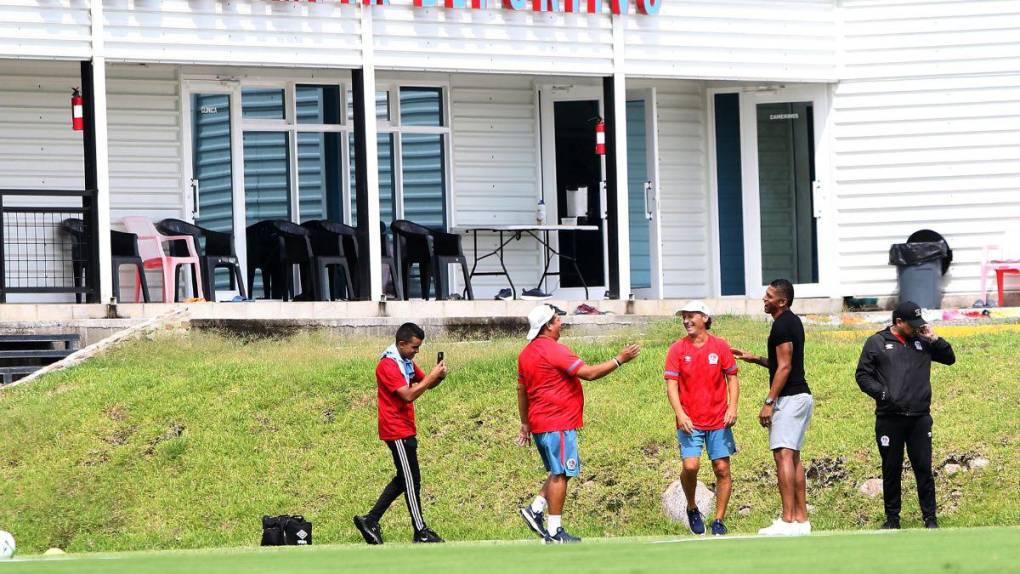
left=190, top=178, right=200, bottom=219
left=644, top=181, right=654, bottom=220
left=599, top=180, right=608, bottom=220
left=812, top=180, right=823, bottom=218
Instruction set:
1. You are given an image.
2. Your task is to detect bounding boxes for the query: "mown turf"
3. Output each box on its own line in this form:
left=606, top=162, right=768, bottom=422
left=0, top=318, right=1018, bottom=554
left=3, top=528, right=1019, bottom=574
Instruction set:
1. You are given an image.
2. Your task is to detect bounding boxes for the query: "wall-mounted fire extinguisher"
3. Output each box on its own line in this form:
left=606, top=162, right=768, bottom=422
left=71, top=88, right=84, bottom=131
left=595, top=117, right=605, bottom=155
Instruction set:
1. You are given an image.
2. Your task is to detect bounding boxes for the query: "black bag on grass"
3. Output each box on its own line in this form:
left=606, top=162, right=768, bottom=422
left=261, top=515, right=313, bottom=546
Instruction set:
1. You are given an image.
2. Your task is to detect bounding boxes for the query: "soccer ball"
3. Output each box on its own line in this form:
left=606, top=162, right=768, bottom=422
left=0, top=530, right=15, bottom=560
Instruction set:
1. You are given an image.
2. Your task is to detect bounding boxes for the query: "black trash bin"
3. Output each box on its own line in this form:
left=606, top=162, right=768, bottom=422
left=889, top=229, right=952, bottom=309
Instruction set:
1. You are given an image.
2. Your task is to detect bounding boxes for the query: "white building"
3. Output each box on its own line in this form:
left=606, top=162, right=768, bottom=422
left=1, top=0, right=1017, bottom=307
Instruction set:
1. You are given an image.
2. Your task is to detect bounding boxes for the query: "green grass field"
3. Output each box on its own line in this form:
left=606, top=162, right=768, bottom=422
left=3, top=528, right=1019, bottom=573
left=0, top=317, right=1018, bottom=557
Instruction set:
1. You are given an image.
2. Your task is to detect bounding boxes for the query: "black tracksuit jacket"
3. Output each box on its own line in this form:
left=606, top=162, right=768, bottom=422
left=855, top=327, right=956, bottom=416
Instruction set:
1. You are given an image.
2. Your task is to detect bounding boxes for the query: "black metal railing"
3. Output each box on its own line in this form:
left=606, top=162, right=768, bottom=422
left=0, top=189, right=98, bottom=303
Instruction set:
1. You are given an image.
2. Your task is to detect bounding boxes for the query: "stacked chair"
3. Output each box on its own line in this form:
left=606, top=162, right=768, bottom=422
left=88, top=216, right=473, bottom=303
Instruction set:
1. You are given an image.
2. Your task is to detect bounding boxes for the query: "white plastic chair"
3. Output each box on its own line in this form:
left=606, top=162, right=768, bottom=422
left=121, top=216, right=204, bottom=303
left=979, top=231, right=1020, bottom=306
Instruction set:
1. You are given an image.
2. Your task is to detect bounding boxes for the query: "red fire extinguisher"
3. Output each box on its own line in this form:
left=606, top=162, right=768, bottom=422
left=595, top=118, right=605, bottom=155
left=71, top=88, right=84, bottom=131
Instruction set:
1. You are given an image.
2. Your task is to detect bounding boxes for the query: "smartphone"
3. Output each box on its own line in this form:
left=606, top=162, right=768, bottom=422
left=437, top=351, right=444, bottom=363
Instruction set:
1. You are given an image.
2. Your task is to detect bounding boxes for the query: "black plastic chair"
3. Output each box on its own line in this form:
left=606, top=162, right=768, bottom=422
left=111, top=230, right=151, bottom=303
left=246, top=220, right=317, bottom=301
left=380, top=222, right=403, bottom=301
left=301, top=220, right=358, bottom=301
left=390, top=219, right=474, bottom=301
left=59, top=218, right=150, bottom=303
left=157, top=218, right=246, bottom=302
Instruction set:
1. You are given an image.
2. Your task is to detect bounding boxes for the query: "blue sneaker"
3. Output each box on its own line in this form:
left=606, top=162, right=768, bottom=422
left=519, top=507, right=547, bottom=539
left=711, top=519, right=727, bottom=536
left=547, top=527, right=581, bottom=544
left=687, top=508, right=705, bottom=535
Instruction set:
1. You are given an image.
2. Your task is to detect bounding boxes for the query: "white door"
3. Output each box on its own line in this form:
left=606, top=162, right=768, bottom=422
left=625, top=89, right=662, bottom=299
left=538, top=84, right=608, bottom=299
left=182, top=80, right=246, bottom=298
left=739, top=86, right=832, bottom=299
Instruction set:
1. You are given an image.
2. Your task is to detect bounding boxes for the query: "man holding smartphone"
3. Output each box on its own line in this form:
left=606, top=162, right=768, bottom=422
left=855, top=301, right=955, bottom=530
left=354, top=322, right=448, bottom=544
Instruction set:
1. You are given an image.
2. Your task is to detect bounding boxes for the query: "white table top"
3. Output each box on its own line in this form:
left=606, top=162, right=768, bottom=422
left=453, top=224, right=600, bottom=233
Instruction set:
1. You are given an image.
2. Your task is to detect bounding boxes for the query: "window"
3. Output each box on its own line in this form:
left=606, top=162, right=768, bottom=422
left=349, top=85, right=450, bottom=231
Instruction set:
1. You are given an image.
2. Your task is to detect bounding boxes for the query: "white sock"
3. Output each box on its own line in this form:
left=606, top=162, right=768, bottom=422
left=530, top=496, right=547, bottom=514
left=547, top=514, right=562, bottom=533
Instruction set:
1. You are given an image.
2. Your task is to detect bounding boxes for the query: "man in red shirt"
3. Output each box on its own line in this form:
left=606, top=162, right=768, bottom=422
left=354, top=322, right=447, bottom=545
left=664, top=301, right=740, bottom=536
left=516, top=304, right=640, bottom=543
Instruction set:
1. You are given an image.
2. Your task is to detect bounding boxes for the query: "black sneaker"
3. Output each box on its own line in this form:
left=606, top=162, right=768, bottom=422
left=687, top=508, right=706, bottom=535
left=547, top=527, right=581, bottom=544
left=413, top=528, right=444, bottom=543
left=880, top=517, right=900, bottom=530
left=519, top=507, right=548, bottom=539
left=353, top=515, right=383, bottom=545
left=710, top=519, right=727, bottom=536
left=520, top=288, right=552, bottom=301
left=495, top=288, right=513, bottom=301
left=924, top=517, right=939, bottom=529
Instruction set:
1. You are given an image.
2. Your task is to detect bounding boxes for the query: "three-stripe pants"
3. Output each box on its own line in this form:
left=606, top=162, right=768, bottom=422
left=366, top=436, right=427, bottom=532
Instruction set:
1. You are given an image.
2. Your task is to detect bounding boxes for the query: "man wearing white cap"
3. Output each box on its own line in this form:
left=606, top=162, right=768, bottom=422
left=664, top=301, right=740, bottom=536
left=515, top=304, right=640, bottom=543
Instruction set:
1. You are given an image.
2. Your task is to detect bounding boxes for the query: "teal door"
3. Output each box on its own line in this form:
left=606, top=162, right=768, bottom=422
left=755, top=102, right=818, bottom=286
left=190, top=93, right=235, bottom=292
left=626, top=99, right=652, bottom=290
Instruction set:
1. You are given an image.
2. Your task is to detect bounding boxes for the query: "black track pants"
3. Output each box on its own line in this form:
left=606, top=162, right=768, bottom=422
left=366, top=436, right=426, bottom=532
left=876, top=414, right=936, bottom=521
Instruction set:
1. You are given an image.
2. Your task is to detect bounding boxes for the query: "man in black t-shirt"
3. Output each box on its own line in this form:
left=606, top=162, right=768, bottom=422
left=733, top=279, right=814, bottom=536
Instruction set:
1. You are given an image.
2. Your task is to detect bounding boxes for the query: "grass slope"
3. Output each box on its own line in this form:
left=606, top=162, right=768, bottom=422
left=3, top=528, right=1020, bottom=574
left=1, top=318, right=1018, bottom=553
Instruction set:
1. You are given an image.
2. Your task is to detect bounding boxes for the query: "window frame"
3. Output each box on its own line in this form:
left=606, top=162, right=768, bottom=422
left=375, top=81, right=453, bottom=228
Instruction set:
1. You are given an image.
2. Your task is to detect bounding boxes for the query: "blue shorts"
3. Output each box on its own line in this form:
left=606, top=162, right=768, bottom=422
left=534, top=429, right=581, bottom=477
left=677, top=427, right=737, bottom=461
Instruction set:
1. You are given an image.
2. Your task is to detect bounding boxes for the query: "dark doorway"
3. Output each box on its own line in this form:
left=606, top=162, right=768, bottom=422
left=553, top=100, right=603, bottom=288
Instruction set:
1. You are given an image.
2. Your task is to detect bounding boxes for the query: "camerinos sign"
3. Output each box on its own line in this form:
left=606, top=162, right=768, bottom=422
left=281, top=0, right=663, bottom=15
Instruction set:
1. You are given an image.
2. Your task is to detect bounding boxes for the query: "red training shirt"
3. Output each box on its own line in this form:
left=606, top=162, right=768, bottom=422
left=517, top=336, right=586, bottom=434
left=663, top=335, right=738, bottom=431
left=376, top=358, right=426, bottom=441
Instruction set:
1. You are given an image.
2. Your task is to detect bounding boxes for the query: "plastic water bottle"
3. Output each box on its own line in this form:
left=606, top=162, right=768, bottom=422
left=536, top=199, right=546, bottom=225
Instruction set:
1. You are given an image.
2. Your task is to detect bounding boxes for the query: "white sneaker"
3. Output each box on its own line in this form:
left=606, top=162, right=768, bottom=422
left=758, top=519, right=797, bottom=536
left=794, top=521, right=811, bottom=535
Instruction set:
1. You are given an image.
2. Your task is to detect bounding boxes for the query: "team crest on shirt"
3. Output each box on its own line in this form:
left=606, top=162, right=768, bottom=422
left=884, top=343, right=894, bottom=350
left=708, top=353, right=719, bottom=365
left=684, top=356, right=692, bottom=363
left=914, top=341, right=923, bottom=351
left=566, top=458, right=578, bottom=471
left=880, top=435, right=890, bottom=447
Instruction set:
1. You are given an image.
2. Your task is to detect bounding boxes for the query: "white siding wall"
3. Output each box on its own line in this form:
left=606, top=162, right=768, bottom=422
left=450, top=74, right=543, bottom=298
left=0, top=60, right=184, bottom=302
left=374, top=4, right=613, bottom=75
left=0, top=0, right=91, bottom=60
left=102, top=0, right=363, bottom=68
left=833, top=0, right=1020, bottom=298
left=625, top=0, right=838, bottom=81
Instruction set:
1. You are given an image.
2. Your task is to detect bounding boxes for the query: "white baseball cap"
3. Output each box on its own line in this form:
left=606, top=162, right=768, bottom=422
left=677, top=300, right=712, bottom=317
left=526, top=304, right=566, bottom=341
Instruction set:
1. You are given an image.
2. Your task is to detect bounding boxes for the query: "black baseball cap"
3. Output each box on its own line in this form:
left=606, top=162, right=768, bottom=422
left=892, top=301, right=927, bottom=328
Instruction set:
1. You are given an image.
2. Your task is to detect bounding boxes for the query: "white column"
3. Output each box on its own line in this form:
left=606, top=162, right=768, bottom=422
left=611, top=14, right=631, bottom=299
left=91, top=2, right=113, bottom=302
left=359, top=6, right=383, bottom=301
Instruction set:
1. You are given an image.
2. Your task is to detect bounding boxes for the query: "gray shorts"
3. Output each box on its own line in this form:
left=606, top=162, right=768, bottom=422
left=770, top=393, right=814, bottom=451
